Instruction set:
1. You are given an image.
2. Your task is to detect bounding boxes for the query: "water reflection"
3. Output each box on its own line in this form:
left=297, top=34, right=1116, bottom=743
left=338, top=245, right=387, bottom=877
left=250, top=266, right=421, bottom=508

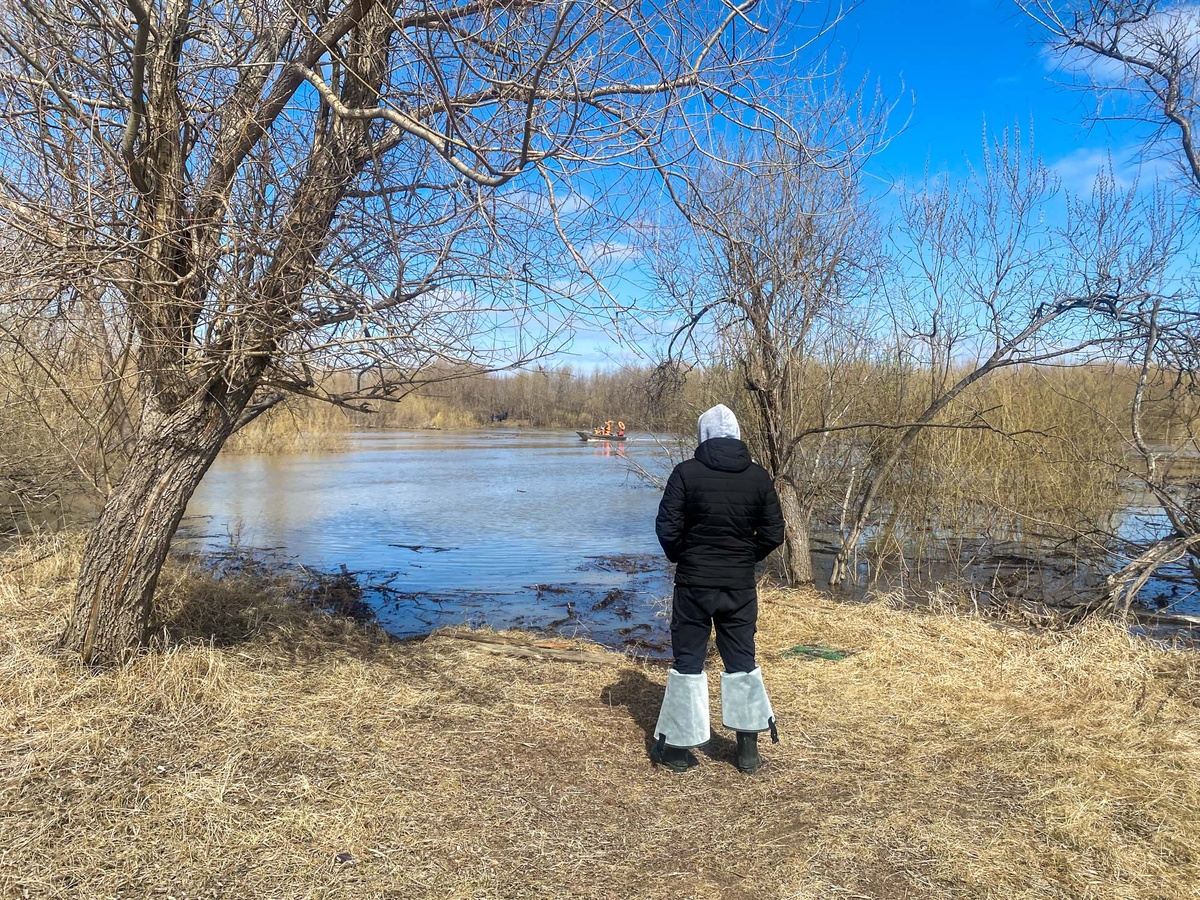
left=180, top=429, right=1199, bottom=643
left=180, top=430, right=676, bottom=648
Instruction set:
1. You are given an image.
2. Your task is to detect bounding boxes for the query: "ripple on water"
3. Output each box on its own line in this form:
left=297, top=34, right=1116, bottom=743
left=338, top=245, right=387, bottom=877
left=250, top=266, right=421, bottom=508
left=180, top=430, right=676, bottom=648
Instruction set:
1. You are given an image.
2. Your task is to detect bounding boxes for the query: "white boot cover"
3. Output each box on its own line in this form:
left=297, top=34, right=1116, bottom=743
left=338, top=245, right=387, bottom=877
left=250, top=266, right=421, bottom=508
left=654, top=669, right=711, bottom=748
left=721, top=667, right=775, bottom=733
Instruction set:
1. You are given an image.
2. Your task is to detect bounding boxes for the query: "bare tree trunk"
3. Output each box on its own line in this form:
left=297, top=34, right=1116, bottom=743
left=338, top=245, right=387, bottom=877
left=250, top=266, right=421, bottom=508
left=1105, top=533, right=1200, bottom=618
left=776, top=478, right=814, bottom=585
left=60, top=391, right=247, bottom=664
left=829, top=349, right=1018, bottom=585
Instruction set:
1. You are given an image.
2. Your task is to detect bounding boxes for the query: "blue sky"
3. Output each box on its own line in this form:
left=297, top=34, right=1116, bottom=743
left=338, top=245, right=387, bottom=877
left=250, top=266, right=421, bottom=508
left=563, top=0, right=1175, bottom=369
left=839, top=1, right=1067, bottom=179
left=834, top=0, right=1157, bottom=190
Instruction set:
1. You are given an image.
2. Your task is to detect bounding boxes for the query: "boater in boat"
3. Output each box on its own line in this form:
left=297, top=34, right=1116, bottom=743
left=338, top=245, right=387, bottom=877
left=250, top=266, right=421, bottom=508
left=577, top=420, right=628, bottom=441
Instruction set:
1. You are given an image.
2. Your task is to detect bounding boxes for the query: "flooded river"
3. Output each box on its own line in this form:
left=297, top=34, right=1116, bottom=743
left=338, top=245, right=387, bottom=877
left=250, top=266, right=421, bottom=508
left=181, top=430, right=677, bottom=649
left=180, top=428, right=1200, bottom=648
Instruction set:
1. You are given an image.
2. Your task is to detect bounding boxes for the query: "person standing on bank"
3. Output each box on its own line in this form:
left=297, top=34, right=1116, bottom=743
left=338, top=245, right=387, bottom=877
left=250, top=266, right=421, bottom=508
left=652, top=404, right=786, bottom=773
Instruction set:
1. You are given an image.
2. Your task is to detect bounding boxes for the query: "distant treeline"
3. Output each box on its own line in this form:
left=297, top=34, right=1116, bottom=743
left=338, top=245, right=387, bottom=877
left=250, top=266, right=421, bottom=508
left=223, top=357, right=1175, bottom=461
left=5, top=350, right=1192, bottom=564
left=224, top=364, right=707, bottom=452
left=222, top=360, right=1195, bottom=579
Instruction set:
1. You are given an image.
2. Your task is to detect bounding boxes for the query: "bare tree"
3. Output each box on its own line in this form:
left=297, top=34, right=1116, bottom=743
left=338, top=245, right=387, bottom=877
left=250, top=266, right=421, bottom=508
left=0, top=0, right=813, bottom=662
left=831, top=132, right=1182, bottom=585
left=1021, top=0, right=1200, bottom=612
left=1020, top=0, right=1200, bottom=193
left=651, top=85, right=890, bottom=584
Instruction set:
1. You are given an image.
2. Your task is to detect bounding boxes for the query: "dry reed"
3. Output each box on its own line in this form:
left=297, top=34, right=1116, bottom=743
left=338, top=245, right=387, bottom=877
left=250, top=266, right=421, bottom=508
left=2, top=535, right=1198, bottom=899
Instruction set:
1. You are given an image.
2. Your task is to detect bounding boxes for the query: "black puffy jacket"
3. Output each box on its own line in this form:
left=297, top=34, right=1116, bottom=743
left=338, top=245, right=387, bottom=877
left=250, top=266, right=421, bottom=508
left=655, top=437, right=785, bottom=588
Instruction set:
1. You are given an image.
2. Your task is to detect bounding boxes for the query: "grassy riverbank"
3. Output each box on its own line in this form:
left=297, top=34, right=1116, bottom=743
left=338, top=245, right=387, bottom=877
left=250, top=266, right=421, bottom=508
left=2, top=536, right=1198, bottom=899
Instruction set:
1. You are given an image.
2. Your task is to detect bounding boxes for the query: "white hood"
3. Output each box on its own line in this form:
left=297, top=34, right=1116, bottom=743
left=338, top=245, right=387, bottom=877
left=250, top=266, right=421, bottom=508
left=697, top=404, right=740, bottom=445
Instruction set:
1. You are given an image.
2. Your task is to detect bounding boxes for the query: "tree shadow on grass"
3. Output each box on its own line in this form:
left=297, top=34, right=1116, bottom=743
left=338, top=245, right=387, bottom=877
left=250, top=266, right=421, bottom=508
left=599, top=667, right=737, bottom=766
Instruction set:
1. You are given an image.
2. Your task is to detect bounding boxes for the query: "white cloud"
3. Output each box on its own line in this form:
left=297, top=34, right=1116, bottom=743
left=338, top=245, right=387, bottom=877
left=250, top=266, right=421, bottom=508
left=1043, top=3, right=1200, bottom=86
left=1050, top=144, right=1175, bottom=194
left=1051, top=147, right=1122, bottom=192
left=579, top=238, right=641, bottom=266
left=1043, top=43, right=1128, bottom=83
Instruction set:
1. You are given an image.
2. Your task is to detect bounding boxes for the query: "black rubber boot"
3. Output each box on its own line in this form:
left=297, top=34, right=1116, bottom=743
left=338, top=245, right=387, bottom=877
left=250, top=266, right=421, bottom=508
left=736, top=731, right=762, bottom=774
left=651, top=740, right=700, bottom=773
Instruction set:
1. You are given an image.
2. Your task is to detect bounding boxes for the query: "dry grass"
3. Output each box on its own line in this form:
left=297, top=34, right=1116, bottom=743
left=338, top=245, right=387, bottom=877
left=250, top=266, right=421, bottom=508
left=222, top=395, right=484, bottom=455
left=222, top=405, right=353, bottom=455
left=2, top=536, right=1199, bottom=899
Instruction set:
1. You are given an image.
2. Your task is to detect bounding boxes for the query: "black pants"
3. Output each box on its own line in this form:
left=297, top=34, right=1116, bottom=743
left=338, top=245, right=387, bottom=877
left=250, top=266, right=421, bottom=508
left=670, top=585, right=757, bottom=675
